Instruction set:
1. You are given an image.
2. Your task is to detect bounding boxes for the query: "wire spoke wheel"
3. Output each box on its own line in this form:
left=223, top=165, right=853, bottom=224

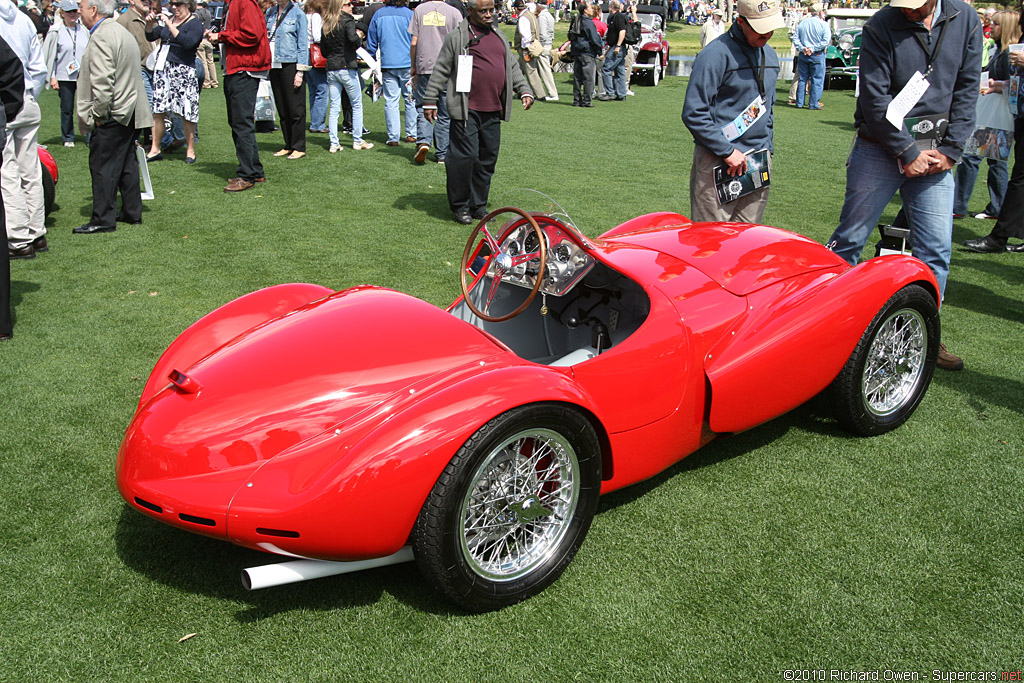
left=829, top=284, right=938, bottom=436
left=861, top=308, right=926, bottom=416
left=459, top=429, right=579, bottom=581
left=412, top=405, right=601, bottom=611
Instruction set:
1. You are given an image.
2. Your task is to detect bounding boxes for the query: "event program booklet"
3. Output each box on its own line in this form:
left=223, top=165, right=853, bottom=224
left=715, top=149, right=771, bottom=205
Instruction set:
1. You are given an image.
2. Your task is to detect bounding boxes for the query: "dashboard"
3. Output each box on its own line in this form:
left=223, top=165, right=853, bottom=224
left=488, top=219, right=595, bottom=297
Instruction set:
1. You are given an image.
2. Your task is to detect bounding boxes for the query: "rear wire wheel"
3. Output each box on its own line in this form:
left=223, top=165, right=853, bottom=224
left=829, top=284, right=939, bottom=435
left=412, top=404, right=601, bottom=611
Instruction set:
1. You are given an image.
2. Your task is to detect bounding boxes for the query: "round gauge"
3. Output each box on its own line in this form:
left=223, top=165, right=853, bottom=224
left=553, top=243, right=572, bottom=263
left=504, top=239, right=521, bottom=256
left=523, top=231, right=541, bottom=255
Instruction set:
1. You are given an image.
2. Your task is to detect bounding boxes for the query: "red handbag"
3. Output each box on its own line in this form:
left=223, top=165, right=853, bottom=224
left=310, top=43, right=326, bottom=69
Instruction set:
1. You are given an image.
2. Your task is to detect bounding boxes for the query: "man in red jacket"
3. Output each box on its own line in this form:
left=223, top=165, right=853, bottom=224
left=206, top=0, right=271, bottom=192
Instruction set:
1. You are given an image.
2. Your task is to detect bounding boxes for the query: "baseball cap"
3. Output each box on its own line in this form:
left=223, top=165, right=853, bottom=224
left=737, top=0, right=785, bottom=33
left=711, top=7, right=722, bottom=15
left=889, top=0, right=928, bottom=9
left=58, top=0, right=77, bottom=10
left=809, top=2, right=822, bottom=13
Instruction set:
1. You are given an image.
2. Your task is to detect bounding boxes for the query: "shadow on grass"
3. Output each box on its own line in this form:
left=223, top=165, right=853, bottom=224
left=392, top=191, right=459, bottom=221
left=597, top=395, right=841, bottom=513
left=931, top=363, right=1024, bottom=418
left=113, top=504, right=458, bottom=620
left=943, top=280, right=1024, bottom=325
left=815, top=118, right=856, bottom=133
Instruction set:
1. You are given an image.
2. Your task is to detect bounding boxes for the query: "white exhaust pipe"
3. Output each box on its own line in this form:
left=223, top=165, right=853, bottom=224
left=242, top=547, right=414, bottom=590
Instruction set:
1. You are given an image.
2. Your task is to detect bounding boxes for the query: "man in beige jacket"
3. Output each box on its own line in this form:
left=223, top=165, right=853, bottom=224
left=74, top=0, right=153, bottom=233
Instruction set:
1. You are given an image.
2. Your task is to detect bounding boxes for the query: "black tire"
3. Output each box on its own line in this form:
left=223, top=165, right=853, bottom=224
left=412, top=403, right=602, bottom=612
left=828, top=284, right=939, bottom=436
left=41, top=162, right=55, bottom=217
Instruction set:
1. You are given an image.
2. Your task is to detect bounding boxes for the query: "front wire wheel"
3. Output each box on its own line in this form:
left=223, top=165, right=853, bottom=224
left=829, top=284, right=939, bottom=436
left=412, top=405, right=601, bottom=611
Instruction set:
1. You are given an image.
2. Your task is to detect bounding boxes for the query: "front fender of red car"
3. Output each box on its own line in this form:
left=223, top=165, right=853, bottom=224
left=224, top=361, right=600, bottom=561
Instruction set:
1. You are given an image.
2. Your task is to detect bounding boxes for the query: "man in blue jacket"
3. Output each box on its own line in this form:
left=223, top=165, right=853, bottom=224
left=367, top=0, right=416, bottom=146
left=825, top=0, right=981, bottom=371
left=682, top=0, right=783, bottom=223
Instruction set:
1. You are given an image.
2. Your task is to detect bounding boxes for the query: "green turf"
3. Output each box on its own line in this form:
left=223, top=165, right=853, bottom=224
left=1, top=68, right=1021, bottom=681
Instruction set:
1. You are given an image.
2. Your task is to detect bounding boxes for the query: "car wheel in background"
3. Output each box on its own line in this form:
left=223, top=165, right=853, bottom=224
left=829, top=284, right=939, bottom=436
left=412, top=403, right=602, bottom=612
left=41, top=162, right=55, bottom=217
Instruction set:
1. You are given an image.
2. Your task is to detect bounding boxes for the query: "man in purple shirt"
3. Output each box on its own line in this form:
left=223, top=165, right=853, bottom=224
left=423, top=0, right=533, bottom=224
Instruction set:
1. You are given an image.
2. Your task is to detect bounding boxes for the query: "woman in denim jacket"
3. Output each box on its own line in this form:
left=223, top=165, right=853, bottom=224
left=265, top=0, right=309, bottom=159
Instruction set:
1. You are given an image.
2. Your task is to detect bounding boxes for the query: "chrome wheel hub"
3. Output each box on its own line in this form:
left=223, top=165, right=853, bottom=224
left=862, top=308, right=927, bottom=416
left=459, top=428, right=579, bottom=581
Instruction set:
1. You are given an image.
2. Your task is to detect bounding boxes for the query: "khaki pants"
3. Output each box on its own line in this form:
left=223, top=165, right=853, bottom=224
left=2, top=96, right=44, bottom=249
left=198, top=39, right=218, bottom=87
left=688, top=143, right=771, bottom=224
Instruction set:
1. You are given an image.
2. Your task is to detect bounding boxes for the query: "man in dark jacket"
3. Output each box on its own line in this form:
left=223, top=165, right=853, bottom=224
left=423, top=0, right=533, bottom=224
left=825, top=0, right=981, bottom=371
left=0, top=34, right=24, bottom=341
left=571, top=0, right=601, bottom=107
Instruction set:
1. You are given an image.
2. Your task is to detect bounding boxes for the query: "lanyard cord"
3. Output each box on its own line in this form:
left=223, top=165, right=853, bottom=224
left=269, top=3, right=294, bottom=42
left=912, top=10, right=949, bottom=79
left=741, top=45, right=766, bottom=100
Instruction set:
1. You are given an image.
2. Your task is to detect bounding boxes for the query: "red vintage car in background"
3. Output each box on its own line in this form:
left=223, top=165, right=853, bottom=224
left=631, top=8, right=670, bottom=85
left=38, top=147, right=58, bottom=216
left=117, top=208, right=939, bottom=611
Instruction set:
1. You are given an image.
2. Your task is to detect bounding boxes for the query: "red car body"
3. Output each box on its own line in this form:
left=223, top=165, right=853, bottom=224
left=117, top=211, right=939, bottom=607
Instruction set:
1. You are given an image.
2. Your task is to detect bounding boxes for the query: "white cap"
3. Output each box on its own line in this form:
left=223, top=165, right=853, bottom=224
left=737, top=0, right=785, bottom=33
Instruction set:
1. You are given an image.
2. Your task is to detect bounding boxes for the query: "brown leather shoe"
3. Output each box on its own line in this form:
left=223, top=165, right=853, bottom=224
left=937, top=343, right=964, bottom=371
left=404, top=135, right=416, bottom=143
left=224, top=178, right=255, bottom=192
left=9, top=244, right=35, bottom=259
left=32, top=236, right=48, bottom=252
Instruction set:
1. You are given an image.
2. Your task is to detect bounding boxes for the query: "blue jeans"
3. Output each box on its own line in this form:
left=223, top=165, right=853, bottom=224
left=328, top=68, right=364, bottom=145
left=381, top=67, right=417, bottom=143
left=827, top=138, right=953, bottom=299
left=307, top=67, right=328, bottom=130
left=953, top=154, right=1008, bottom=216
left=414, top=72, right=450, bottom=160
left=796, top=52, right=825, bottom=109
left=602, top=46, right=627, bottom=98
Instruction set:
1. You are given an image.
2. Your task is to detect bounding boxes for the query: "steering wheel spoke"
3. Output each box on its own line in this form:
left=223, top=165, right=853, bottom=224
left=460, top=208, right=547, bottom=323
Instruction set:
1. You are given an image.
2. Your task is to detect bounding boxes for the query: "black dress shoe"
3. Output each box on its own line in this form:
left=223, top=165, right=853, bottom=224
left=73, top=224, right=116, bottom=235
left=1005, top=242, right=1024, bottom=252
left=0, top=332, right=12, bottom=341
left=146, top=152, right=163, bottom=162
left=962, top=235, right=1007, bottom=253
left=115, top=214, right=142, bottom=225
left=454, top=211, right=474, bottom=225
left=9, top=244, right=35, bottom=259
left=32, top=236, right=48, bottom=252
left=471, top=207, right=488, bottom=219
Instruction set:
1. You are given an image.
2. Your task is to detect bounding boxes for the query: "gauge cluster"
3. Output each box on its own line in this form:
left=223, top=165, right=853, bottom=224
left=488, top=221, right=595, bottom=297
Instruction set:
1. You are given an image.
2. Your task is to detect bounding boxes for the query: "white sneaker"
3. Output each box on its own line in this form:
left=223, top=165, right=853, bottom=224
left=974, top=212, right=998, bottom=219
left=353, top=141, right=374, bottom=150
left=626, top=89, right=636, bottom=96
left=329, top=144, right=341, bottom=153
left=64, top=141, right=75, bottom=148
left=547, top=95, right=559, bottom=101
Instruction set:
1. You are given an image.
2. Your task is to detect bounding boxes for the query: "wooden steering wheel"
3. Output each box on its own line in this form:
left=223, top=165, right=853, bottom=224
left=460, top=208, right=547, bottom=323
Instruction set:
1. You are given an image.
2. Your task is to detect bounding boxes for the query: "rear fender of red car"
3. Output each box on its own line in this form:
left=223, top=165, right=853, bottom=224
left=225, top=362, right=605, bottom=561
left=138, top=283, right=335, bottom=410
left=704, top=256, right=939, bottom=434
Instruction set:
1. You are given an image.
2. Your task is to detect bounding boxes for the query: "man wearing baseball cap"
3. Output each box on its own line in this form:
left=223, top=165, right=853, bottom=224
left=682, top=0, right=784, bottom=223
left=825, top=0, right=981, bottom=371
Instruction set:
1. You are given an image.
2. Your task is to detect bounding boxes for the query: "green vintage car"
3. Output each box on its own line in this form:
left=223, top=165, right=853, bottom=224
left=825, top=8, right=877, bottom=85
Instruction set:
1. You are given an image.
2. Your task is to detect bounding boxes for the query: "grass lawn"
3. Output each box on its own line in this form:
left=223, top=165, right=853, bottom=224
left=1, top=67, right=1022, bottom=681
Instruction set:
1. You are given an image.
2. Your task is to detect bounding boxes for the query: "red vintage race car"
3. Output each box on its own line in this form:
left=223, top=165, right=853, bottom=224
left=117, top=208, right=940, bottom=611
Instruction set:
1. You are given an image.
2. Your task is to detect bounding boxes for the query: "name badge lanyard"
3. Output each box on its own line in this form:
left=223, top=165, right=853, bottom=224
left=912, top=11, right=949, bottom=81
left=742, top=45, right=766, bottom=101
left=268, top=2, right=295, bottom=43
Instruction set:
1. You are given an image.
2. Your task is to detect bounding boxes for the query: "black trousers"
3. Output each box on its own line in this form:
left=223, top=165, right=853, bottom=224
left=58, top=80, right=76, bottom=142
left=447, top=110, right=501, bottom=215
left=990, top=118, right=1024, bottom=242
left=1, top=183, right=10, bottom=336
left=269, top=63, right=306, bottom=152
left=224, top=72, right=264, bottom=181
left=573, top=53, right=596, bottom=105
left=88, top=118, right=142, bottom=226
